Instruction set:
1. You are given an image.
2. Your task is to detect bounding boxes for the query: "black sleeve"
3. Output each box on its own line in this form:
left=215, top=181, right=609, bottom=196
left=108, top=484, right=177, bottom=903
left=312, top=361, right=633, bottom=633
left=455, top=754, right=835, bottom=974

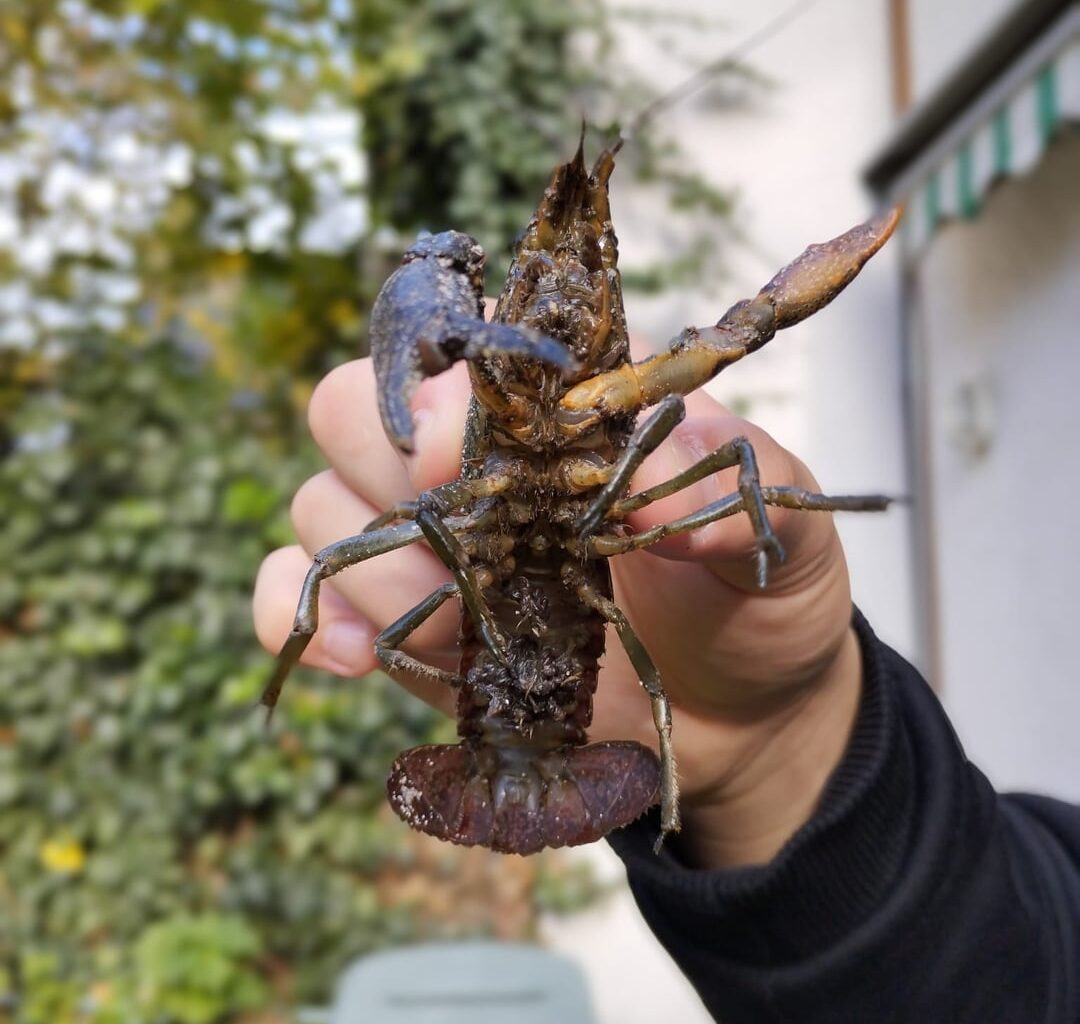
left=607, top=611, right=1080, bottom=1024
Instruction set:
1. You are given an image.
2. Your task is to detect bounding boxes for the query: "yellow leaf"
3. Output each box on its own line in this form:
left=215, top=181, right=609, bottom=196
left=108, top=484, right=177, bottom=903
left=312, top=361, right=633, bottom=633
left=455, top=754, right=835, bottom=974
left=351, top=64, right=379, bottom=100
left=0, top=15, right=27, bottom=48
left=383, top=42, right=425, bottom=78
left=40, top=838, right=86, bottom=875
left=327, top=298, right=359, bottom=332
left=124, top=0, right=169, bottom=14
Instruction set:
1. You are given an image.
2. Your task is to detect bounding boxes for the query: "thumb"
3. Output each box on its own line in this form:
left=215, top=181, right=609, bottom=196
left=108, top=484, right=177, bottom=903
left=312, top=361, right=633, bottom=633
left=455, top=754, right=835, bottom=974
left=624, top=413, right=838, bottom=594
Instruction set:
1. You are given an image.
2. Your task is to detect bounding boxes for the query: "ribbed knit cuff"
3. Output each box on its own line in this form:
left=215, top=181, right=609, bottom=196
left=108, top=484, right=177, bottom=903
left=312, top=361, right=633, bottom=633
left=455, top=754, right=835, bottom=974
left=607, top=608, right=916, bottom=964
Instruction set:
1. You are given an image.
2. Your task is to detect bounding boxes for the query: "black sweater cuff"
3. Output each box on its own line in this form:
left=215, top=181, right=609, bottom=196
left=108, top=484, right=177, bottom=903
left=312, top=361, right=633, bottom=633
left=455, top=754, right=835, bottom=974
left=607, top=611, right=1078, bottom=1022
left=608, top=609, right=945, bottom=963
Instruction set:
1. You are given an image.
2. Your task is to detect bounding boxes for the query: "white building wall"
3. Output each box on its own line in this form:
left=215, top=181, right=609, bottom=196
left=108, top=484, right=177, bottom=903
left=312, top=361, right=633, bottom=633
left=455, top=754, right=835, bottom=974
left=545, top=5, right=1078, bottom=1020
left=545, top=3, right=911, bottom=1021
left=609, top=0, right=915, bottom=658
left=907, top=0, right=1024, bottom=104
left=913, top=134, right=1080, bottom=800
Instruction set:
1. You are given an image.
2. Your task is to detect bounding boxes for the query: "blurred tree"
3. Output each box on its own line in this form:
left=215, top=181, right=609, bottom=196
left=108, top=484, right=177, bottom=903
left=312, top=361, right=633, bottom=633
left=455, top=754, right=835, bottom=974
left=0, top=1, right=742, bottom=1020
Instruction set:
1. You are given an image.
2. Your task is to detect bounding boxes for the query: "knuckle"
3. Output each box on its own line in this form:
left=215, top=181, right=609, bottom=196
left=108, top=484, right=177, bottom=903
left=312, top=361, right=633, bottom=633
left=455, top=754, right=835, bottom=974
left=308, top=359, right=374, bottom=449
left=289, top=469, right=337, bottom=534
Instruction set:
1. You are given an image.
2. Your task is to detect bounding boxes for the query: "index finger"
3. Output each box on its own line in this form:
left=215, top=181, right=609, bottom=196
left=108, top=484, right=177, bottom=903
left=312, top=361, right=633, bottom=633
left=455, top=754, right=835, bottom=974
left=307, top=358, right=470, bottom=512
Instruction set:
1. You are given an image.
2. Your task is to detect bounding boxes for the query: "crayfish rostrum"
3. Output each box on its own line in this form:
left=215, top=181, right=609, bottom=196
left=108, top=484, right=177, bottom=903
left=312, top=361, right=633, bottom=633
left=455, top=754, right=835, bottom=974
left=261, top=135, right=899, bottom=855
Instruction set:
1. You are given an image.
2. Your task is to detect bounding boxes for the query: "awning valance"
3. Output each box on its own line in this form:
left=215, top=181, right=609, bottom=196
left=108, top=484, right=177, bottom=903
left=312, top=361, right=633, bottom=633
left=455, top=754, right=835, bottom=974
left=866, top=4, right=1080, bottom=260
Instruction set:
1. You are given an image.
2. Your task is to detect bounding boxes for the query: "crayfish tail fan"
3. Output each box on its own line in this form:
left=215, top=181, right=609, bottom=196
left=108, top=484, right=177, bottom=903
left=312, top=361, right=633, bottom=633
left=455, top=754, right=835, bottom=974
left=387, top=741, right=660, bottom=855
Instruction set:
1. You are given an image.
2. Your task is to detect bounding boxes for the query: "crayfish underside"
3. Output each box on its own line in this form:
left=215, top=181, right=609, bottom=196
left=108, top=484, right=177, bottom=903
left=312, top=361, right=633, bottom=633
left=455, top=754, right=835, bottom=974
left=262, top=137, right=899, bottom=855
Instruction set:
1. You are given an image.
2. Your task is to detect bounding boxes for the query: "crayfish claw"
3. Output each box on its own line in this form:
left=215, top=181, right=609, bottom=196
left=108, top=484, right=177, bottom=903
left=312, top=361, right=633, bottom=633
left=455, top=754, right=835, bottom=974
left=370, top=229, right=575, bottom=452
left=455, top=313, right=580, bottom=375
left=757, top=206, right=901, bottom=330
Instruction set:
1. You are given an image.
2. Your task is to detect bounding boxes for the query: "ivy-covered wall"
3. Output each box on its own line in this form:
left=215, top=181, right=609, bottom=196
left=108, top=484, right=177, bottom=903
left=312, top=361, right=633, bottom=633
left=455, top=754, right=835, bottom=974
left=0, top=2, right=736, bottom=1020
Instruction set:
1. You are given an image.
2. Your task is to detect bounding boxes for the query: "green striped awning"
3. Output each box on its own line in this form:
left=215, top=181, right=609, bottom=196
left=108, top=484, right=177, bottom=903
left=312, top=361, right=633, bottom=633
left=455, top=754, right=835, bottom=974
left=893, top=12, right=1080, bottom=259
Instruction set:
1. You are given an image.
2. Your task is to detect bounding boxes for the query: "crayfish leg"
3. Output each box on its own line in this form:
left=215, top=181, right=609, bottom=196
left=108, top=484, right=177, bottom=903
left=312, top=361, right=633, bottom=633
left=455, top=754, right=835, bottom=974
left=374, top=581, right=463, bottom=690
left=365, top=473, right=515, bottom=530
left=602, top=434, right=787, bottom=588
left=575, top=394, right=685, bottom=537
left=586, top=435, right=891, bottom=586
left=562, top=564, right=680, bottom=847
left=258, top=521, right=423, bottom=718
left=415, top=498, right=510, bottom=668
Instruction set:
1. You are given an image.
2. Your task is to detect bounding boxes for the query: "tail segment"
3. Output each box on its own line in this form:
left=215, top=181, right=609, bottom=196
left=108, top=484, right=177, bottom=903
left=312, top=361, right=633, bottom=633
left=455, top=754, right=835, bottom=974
left=387, top=740, right=660, bottom=855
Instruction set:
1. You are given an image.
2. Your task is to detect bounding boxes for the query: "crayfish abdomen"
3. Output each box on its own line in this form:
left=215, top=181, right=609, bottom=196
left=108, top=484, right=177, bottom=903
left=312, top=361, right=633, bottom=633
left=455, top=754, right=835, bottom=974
left=385, top=477, right=663, bottom=853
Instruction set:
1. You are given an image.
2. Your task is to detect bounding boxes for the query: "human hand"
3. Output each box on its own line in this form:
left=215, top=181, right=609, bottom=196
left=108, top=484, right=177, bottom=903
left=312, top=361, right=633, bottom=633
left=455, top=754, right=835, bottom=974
left=253, top=356, right=862, bottom=869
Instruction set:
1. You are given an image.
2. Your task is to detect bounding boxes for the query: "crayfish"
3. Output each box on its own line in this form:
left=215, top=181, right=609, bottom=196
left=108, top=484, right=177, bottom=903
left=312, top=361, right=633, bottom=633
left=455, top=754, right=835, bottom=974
left=261, top=134, right=899, bottom=855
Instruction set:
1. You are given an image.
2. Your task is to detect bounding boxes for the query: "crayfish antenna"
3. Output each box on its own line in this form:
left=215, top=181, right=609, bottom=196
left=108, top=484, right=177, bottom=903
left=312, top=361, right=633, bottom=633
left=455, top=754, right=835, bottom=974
left=589, top=109, right=626, bottom=184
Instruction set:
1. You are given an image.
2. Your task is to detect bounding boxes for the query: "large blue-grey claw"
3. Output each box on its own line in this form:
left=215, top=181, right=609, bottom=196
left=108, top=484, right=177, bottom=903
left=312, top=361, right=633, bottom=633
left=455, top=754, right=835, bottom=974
left=369, top=230, right=576, bottom=452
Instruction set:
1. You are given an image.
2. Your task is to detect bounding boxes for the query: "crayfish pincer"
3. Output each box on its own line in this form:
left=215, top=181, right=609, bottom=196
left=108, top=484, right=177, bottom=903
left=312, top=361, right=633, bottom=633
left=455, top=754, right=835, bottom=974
left=261, top=136, right=899, bottom=855
left=369, top=229, right=578, bottom=453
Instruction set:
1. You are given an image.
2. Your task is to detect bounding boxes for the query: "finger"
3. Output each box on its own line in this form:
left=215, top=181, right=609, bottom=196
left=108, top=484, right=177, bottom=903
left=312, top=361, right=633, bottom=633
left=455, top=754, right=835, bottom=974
left=254, top=545, right=378, bottom=676
left=290, top=470, right=460, bottom=661
left=253, top=546, right=457, bottom=716
left=405, top=361, right=471, bottom=494
left=624, top=410, right=837, bottom=590
left=308, top=359, right=416, bottom=512
left=309, top=357, right=473, bottom=509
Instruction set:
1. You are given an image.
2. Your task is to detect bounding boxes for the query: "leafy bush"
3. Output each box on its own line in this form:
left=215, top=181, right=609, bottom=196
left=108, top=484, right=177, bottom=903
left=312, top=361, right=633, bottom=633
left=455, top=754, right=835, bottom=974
left=0, top=1, right=739, bottom=1019
left=2, top=332, right=438, bottom=1011
left=133, top=914, right=267, bottom=1024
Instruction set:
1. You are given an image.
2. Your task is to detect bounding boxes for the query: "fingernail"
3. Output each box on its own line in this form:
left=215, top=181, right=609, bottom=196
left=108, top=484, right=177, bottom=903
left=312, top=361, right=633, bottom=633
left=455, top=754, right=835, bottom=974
left=321, top=621, right=373, bottom=673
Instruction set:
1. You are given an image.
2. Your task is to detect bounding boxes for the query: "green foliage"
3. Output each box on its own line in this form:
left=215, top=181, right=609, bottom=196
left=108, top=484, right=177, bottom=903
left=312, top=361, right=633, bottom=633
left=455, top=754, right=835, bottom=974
left=0, top=1, right=744, bottom=1019
left=354, top=0, right=742, bottom=290
left=0, top=332, right=451, bottom=1015
left=356, top=0, right=611, bottom=277
left=6, top=951, right=84, bottom=1024
left=134, top=914, right=267, bottom=1024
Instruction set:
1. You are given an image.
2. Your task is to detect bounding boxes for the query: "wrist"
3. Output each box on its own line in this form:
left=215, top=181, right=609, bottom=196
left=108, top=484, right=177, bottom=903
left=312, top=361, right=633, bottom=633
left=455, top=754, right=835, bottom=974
left=675, top=624, right=863, bottom=868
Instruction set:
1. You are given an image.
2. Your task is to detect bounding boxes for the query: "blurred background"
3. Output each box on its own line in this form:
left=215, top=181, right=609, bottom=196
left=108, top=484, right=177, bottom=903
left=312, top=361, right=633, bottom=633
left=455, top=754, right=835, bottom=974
left=0, top=0, right=1076, bottom=1021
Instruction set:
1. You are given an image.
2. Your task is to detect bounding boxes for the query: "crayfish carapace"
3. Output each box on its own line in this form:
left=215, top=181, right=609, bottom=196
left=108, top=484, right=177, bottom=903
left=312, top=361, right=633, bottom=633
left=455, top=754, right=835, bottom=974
left=261, top=136, right=899, bottom=855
